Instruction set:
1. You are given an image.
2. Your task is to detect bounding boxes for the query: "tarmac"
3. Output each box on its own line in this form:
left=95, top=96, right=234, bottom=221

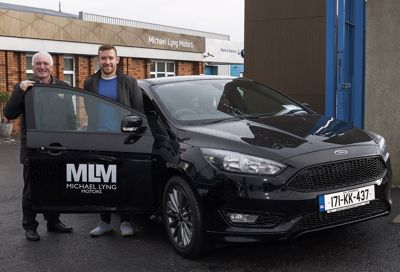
left=1, top=136, right=400, bottom=272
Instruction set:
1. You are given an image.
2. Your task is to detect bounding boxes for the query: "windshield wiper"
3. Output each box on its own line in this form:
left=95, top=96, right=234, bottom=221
left=244, top=113, right=273, bottom=119
left=205, top=116, right=242, bottom=124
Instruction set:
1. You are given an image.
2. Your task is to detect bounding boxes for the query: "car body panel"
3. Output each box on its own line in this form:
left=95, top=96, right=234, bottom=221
left=25, top=85, right=155, bottom=212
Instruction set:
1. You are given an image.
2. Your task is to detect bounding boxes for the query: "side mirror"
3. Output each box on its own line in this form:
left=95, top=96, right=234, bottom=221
left=301, top=102, right=310, bottom=108
left=121, top=115, right=142, bottom=133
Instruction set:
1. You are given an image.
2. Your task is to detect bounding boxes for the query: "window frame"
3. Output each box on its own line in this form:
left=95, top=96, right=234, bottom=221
left=63, top=55, right=76, bottom=87
left=150, top=60, right=175, bottom=78
left=26, top=53, right=34, bottom=79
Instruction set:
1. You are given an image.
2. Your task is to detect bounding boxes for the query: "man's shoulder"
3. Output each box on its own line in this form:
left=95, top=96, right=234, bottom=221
left=84, top=76, right=91, bottom=84
left=54, top=79, right=69, bottom=86
left=87, top=72, right=99, bottom=79
left=83, top=73, right=97, bottom=85
left=12, top=82, right=21, bottom=89
left=119, top=73, right=138, bottom=84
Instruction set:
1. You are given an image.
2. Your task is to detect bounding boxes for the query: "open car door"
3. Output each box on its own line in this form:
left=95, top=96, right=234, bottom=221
left=24, top=84, right=155, bottom=213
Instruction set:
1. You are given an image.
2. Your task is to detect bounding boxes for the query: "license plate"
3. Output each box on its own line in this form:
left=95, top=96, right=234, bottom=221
left=319, top=185, right=375, bottom=213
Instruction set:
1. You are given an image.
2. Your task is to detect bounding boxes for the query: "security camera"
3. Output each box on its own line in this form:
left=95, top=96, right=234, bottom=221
left=203, top=52, right=215, bottom=58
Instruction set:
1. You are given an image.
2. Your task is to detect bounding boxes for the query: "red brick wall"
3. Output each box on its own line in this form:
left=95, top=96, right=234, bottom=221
left=75, top=56, right=97, bottom=87
left=1, top=51, right=25, bottom=135
left=53, top=54, right=65, bottom=81
left=196, top=62, right=204, bottom=75
left=131, top=58, right=147, bottom=79
left=0, top=51, right=6, bottom=93
left=0, top=51, right=9, bottom=128
left=176, top=61, right=204, bottom=76
left=117, top=57, right=127, bottom=74
left=6, top=51, right=23, bottom=91
left=76, top=56, right=91, bottom=89
left=118, top=57, right=149, bottom=79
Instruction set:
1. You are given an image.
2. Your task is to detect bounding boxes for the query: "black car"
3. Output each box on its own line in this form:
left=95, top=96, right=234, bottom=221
left=26, top=76, right=391, bottom=258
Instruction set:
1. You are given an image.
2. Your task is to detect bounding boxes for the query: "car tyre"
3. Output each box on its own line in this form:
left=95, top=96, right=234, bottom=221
left=162, top=176, right=211, bottom=258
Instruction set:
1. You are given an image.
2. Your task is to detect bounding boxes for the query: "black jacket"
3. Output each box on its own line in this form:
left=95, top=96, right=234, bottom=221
left=83, top=69, right=143, bottom=112
left=3, top=76, right=69, bottom=164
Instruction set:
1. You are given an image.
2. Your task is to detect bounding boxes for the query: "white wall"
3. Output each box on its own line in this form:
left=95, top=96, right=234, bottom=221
left=205, top=38, right=244, bottom=64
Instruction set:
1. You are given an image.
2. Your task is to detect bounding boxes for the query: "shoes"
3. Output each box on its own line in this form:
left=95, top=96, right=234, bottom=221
left=25, top=229, right=40, bottom=241
left=90, top=221, right=113, bottom=236
left=47, top=221, right=73, bottom=233
left=120, top=221, right=136, bottom=237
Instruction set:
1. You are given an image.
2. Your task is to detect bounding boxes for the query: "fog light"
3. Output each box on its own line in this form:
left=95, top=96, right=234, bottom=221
left=227, top=212, right=258, bottom=223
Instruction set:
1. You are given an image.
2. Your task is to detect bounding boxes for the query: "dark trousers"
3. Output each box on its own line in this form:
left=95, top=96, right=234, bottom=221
left=100, top=213, right=131, bottom=224
left=22, top=164, right=60, bottom=230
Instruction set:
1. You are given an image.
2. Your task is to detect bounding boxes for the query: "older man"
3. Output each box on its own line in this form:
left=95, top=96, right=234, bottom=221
left=4, top=51, right=73, bottom=241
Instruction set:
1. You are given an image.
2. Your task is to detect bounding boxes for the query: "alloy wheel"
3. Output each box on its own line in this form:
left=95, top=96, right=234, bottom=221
left=165, top=185, right=193, bottom=248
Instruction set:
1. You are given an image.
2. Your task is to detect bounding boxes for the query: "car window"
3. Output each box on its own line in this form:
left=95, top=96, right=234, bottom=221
left=33, top=86, right=131, bottom=132
left=151, top=79, right=308, bottom=123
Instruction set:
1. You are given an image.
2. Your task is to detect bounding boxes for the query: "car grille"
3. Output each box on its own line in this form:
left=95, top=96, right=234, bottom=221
left=255, top=214, right=283, bottom=227
left=289, top=200, right=388, bottom=235
left=286, top=156, right=386, bottom=192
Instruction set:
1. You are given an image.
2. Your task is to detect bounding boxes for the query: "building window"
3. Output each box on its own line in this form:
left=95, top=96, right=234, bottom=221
left=26, top=54, right=33, bottom=79
left=150, top=61, right=175, bottom=78
left=63, top=56, right=75, bottom=87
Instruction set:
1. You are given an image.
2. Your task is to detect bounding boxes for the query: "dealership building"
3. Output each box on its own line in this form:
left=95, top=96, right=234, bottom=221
left=0, top=2, right=243, bottom=134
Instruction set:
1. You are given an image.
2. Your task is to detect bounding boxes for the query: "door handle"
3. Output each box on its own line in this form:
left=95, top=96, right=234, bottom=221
left=40, top=145, right=68, bottom=156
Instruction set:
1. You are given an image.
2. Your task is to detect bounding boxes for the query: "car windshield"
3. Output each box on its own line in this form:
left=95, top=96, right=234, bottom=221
left=152, top=78, right=308, bottom=123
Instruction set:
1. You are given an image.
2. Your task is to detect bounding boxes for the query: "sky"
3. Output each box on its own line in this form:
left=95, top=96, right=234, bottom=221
left=1, top=0, right=244, bottom=41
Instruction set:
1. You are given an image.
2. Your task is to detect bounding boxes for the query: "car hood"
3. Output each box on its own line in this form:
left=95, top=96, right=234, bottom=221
left=177, top=114, right=376, bottom=161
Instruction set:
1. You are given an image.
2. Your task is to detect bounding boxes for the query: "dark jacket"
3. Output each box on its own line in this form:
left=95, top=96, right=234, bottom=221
left=83, top=69, right=143, bottom=112
left=3, top=76, right=69, bottom=164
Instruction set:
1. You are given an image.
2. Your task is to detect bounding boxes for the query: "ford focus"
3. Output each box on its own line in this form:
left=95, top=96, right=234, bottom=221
left=25, top=76, right=391, bottom=258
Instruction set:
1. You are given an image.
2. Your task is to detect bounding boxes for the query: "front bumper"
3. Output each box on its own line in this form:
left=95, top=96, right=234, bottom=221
left=194, top=155, right=392, bottom=242
left=206, top=194, right=391, bottom=243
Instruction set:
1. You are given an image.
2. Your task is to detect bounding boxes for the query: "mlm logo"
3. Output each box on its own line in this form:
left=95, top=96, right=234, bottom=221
left=66, top=164, right=117, bottom=183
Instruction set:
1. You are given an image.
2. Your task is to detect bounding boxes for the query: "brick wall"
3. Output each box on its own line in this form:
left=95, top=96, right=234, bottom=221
left=52, top=54, right=64, bottom=81
left=6, top=51, right=23, bottom=90
left=1, top=51, right=25, bottom=135
left=176, top=61, right=204, bottom=76
left=76, top=56, right=91, bottom=89
left=118, top=57, right=148, bottom=79
left=0, top=51, right=6, bottom=93
left=131, top=58, right=147, bottom=79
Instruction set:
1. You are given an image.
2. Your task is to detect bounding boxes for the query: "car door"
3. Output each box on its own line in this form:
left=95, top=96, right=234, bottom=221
left=25, top=84, right=155, bottom=213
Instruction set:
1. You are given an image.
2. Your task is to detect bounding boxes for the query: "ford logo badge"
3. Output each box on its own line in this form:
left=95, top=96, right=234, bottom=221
left=334, top=150, right=348, bottom=155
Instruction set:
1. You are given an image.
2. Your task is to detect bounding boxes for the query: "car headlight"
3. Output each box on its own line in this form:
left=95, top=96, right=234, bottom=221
left=367, top=131, right=389, bottom=161
left=201, top=148, right=286, bottom=175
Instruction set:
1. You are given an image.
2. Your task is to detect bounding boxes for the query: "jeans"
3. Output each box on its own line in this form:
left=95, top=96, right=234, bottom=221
left=100, top=213, right=131, bottom=224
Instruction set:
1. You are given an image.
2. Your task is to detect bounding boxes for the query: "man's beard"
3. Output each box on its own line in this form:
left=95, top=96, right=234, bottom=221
left=102, top=65, right=116, bottom=75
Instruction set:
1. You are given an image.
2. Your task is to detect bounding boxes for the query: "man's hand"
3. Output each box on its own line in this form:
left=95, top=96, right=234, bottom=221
left=19, top=80, right=35, bottom=92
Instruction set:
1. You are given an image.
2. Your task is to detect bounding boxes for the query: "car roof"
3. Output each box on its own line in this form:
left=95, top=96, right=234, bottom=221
left=139, top=75, right=236, bottom=86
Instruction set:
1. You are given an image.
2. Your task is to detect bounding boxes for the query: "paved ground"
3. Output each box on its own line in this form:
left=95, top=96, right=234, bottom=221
left=1, top=138, right=400, bottom=272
